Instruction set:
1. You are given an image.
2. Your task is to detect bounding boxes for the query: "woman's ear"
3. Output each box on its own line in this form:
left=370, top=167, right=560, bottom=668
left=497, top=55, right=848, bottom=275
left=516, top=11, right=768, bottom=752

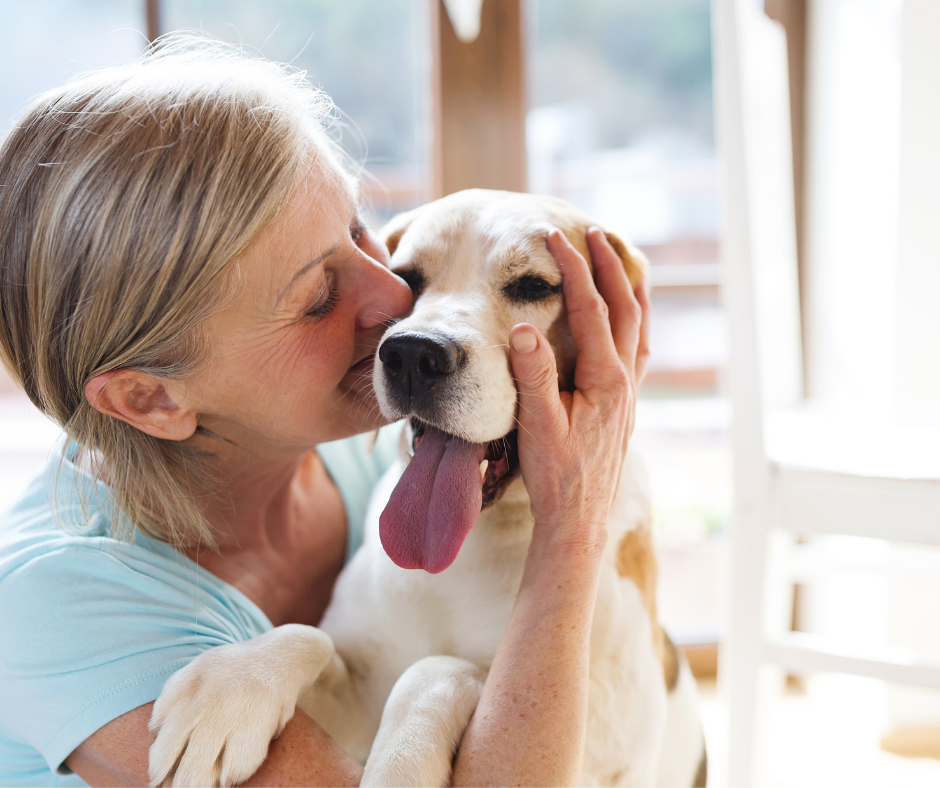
left=84, top=370, right=198, bottom=441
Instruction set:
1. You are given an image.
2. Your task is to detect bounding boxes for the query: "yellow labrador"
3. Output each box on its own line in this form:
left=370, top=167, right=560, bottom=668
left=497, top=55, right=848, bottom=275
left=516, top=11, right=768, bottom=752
left=149, top=189, right=706, bottom=788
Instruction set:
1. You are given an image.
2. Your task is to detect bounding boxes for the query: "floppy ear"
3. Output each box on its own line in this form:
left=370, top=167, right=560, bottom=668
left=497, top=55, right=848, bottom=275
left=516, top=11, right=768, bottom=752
left=380, top=208, right=418, bottom=257
left=558, top=222, right=648, bottom=290
left=604, top=230, right=649, bottom=290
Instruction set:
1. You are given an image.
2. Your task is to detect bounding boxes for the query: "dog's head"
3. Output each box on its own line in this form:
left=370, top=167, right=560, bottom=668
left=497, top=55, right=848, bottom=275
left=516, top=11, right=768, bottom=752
left=373, top=189, right=646, bottom=573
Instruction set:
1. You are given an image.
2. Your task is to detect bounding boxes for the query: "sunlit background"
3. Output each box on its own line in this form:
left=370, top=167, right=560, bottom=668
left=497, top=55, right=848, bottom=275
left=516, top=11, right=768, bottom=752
left=1, top=2, right=939, bottom=786
left=0, top=0, right=731, bottom=621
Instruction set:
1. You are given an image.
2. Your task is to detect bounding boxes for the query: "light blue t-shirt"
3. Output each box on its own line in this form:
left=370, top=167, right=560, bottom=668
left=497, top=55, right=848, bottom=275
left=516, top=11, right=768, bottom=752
left=0, top=426, right=401, bottom=787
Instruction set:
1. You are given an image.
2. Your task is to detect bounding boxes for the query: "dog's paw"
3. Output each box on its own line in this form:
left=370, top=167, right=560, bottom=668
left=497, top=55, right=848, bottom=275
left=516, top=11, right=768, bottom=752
left=149, top=624, right=335, bottom=787
left=362, top=656, right=488, bottom=788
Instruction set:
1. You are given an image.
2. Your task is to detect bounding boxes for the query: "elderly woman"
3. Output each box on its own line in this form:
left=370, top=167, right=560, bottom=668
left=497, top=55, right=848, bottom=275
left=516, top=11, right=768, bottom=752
left=0, top=39, right=647, bottom=787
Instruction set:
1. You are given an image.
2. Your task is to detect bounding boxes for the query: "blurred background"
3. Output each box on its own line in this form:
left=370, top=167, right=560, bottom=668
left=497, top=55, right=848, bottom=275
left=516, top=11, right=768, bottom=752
left=0, top=1, right=938, bottom=785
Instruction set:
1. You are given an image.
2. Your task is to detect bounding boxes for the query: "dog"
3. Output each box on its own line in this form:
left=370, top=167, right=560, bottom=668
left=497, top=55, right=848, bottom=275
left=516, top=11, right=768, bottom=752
left=149, top=189, right=707, bottom=787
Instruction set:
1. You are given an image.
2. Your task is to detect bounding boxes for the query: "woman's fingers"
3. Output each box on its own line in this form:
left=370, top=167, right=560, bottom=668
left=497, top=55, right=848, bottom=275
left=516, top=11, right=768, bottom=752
left=508, top=324, right=566, bottom=449
left=585, top=227, right=643, bottom=374
left=546, top=231, right=621, bottom=393
left=634, top=278, right=651, bottom=385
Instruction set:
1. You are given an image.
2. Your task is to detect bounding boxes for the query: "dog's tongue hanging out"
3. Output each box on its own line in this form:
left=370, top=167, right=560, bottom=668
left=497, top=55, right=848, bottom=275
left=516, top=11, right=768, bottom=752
left=380, top=425, right=487, bottom=573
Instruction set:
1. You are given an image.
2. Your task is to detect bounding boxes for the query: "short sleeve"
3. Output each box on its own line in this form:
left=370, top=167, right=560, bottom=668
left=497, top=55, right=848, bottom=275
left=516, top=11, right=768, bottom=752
left=0, top=539, right=271, bottom=775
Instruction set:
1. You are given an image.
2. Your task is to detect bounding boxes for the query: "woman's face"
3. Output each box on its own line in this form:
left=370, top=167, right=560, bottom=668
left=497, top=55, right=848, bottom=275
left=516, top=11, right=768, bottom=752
left=185, top=151, right=413, bottom=451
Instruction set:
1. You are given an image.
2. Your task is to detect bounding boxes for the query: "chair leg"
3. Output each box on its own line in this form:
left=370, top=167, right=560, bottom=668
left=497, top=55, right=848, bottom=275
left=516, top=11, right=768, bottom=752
left=725, top=520, right=797, bottom=786
left=725, top=607, right=764, bottom=785
left=724, top=500, right=772, bottom=786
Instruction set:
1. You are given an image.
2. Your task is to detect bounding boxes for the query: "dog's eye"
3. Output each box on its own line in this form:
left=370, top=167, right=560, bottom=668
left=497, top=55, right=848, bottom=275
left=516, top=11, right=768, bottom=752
left=396, top=268, right=425, bottom=297
left=503, top=275, right=562, bottom=303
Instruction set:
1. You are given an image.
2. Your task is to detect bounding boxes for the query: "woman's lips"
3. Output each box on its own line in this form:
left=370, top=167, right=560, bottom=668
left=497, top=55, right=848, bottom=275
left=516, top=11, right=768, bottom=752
left=344, top=353, right=376, bottom=386
left=349, top=353, right=375, bottom=373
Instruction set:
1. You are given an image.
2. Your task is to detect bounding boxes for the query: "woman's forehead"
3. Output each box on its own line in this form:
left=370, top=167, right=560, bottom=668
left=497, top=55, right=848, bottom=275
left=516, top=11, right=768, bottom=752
left=285, top=148, right=358, bottom=226
left=226, top=155, right=356, bottom=300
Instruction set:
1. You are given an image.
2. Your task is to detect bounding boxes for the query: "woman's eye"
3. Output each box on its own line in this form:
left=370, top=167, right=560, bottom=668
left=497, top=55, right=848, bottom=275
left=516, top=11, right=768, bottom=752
left=306, top=286, right=340, bottom=319
left=503, top=275, right=562, bottom=303
left=350, top=220, right=366, bottom=244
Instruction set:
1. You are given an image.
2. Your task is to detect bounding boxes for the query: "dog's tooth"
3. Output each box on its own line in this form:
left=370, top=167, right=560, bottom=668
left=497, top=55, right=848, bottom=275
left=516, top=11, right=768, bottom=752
left=479, top=459, right=488, bottom=481
left=405, top=452, right=414, bottom=467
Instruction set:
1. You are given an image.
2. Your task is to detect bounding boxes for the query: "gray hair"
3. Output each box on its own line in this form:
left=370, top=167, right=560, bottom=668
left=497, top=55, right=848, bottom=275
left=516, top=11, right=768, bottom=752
left=0, top=35, right=345, bottom=547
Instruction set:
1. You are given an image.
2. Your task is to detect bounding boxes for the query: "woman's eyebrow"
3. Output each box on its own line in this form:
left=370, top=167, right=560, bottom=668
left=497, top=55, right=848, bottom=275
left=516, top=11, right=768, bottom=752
left=275, top=243, right=339, bottom=306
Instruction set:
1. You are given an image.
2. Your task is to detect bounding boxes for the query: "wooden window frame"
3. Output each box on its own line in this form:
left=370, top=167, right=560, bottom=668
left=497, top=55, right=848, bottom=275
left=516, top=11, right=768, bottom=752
left=431, top=0, right=527, bottom=197
left=763, top=0, right=808, bottom=380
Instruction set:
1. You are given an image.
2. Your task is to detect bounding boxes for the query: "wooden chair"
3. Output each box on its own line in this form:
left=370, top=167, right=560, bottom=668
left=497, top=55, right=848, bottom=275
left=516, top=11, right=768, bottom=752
left=714, top=0, right=940, bottom=784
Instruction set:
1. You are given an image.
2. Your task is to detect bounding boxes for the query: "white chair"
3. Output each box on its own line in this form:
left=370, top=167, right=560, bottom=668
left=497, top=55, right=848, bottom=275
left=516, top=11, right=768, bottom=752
left=714, top=1, right=940, bottom=784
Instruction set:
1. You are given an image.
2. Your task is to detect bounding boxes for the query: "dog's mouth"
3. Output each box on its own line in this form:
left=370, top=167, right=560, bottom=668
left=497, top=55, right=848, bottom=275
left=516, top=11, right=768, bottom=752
left=410, top=419, right=519, bottom=509
left=379, top=417, right=520, bottom=574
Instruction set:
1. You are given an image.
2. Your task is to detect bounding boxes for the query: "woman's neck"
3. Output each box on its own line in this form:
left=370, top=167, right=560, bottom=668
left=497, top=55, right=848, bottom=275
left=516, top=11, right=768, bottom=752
left=185, top=440, right=348, bottom=627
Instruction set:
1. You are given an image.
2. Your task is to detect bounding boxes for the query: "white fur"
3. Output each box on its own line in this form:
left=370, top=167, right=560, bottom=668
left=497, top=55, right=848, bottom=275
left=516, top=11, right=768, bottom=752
left=149, top=190, right=705, bottom=788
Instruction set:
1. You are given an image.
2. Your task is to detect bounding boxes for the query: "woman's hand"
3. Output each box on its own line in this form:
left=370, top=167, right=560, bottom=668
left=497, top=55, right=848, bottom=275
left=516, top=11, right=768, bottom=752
left=508, top=227, right=650, bottom=558
left=452, top=229, right=649, bottom=787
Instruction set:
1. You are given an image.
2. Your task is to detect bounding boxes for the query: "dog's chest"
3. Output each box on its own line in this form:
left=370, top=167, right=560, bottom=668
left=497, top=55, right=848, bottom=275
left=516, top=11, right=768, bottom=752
left=413, top=503, right=532, bottom=658
left=579, top=568, right=669, bottom=786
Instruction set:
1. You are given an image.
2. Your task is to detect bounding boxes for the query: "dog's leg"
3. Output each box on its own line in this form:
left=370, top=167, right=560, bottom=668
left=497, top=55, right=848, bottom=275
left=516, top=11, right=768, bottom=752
left=148, top=624, right=335, bottom=788
left=361, top=656, right=489, bottom=788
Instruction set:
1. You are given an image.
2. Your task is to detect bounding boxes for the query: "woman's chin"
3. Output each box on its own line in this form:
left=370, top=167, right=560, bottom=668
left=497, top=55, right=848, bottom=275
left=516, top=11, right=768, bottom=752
left=338, top=383, right=390, bottom=431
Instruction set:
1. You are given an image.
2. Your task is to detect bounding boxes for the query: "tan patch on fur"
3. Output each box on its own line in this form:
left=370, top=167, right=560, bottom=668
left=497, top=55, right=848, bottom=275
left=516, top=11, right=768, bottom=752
left=556, top=224, right=648, bottom=289
left=616, top=523, right=673, bottom=686
left=384, top=224, right=410, bottom=256
left=604, top=231, right=648, bottom=289
left=380, top=207, right=417, bottom=256
left=693, top=746, right=708, bottom=787
left=662, top=630, right=680, bottom=692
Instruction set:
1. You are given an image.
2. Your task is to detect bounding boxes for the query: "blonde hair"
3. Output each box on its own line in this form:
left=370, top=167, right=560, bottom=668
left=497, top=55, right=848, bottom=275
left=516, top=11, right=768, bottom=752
left=0, top=35, right=345, bottom=547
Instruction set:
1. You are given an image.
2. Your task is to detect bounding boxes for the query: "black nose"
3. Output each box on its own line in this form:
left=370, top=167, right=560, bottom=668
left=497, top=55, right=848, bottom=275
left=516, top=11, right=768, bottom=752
left=379, top=332, right=466, bottom=402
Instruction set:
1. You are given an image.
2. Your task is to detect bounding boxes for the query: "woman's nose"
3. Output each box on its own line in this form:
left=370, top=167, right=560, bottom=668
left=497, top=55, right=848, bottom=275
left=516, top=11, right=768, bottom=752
left=356, top=256, right=414, bottom=331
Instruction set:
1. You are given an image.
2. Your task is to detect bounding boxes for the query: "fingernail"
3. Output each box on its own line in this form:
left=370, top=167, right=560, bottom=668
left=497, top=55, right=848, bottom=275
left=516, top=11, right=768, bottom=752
left=511, top=331, right=538, bottom=354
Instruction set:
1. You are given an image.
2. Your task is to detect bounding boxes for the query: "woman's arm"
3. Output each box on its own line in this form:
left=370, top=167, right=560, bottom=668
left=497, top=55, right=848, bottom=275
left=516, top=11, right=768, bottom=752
left=66, top=703, right=363, bottom=788
left=452, top=228, right=650, bottom=787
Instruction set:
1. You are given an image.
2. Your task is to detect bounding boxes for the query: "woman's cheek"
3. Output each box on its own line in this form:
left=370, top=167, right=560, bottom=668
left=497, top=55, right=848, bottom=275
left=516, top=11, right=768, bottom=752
left=278, top=320, right=351, bottom=382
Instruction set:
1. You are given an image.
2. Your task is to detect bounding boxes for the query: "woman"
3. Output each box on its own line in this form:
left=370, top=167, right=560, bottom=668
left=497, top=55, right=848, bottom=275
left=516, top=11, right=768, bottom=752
left=0, top=38, right=648, bottom=787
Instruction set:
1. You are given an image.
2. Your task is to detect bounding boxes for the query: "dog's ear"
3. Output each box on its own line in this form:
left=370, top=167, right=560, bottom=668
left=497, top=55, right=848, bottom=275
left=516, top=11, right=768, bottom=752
left=380, top=209, right=418, bottom=257
left=603, top=230, right=648, bottom=290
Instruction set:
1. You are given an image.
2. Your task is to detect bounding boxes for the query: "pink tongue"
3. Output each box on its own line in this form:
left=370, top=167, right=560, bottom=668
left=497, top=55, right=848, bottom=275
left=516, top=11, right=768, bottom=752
left=380, top=426, right=487, bottom=573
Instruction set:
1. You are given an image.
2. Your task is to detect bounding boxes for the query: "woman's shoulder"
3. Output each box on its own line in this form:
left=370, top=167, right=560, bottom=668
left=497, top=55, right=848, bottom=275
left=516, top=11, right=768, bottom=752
left=0, top=465, right=275, bottom=781
left=0, top=460, right=100, bottom=575
left=0, top=453, right=271, bottom=636
left=0, top=448, right=125, bottom=576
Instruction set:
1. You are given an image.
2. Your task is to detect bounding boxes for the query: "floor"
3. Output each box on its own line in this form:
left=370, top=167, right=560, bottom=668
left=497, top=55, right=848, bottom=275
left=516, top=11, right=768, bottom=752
left=697, top=674, right=940, bottom=787
left=634, top=399, right=940, bottom=787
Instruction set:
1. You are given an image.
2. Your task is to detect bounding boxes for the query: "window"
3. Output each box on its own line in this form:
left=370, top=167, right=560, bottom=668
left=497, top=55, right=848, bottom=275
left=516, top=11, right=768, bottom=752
left=527, top=0, right=729, bottom=649
left=161, top=0, right=432, bottom=224
left=0, top=0, right=149, bottom=510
